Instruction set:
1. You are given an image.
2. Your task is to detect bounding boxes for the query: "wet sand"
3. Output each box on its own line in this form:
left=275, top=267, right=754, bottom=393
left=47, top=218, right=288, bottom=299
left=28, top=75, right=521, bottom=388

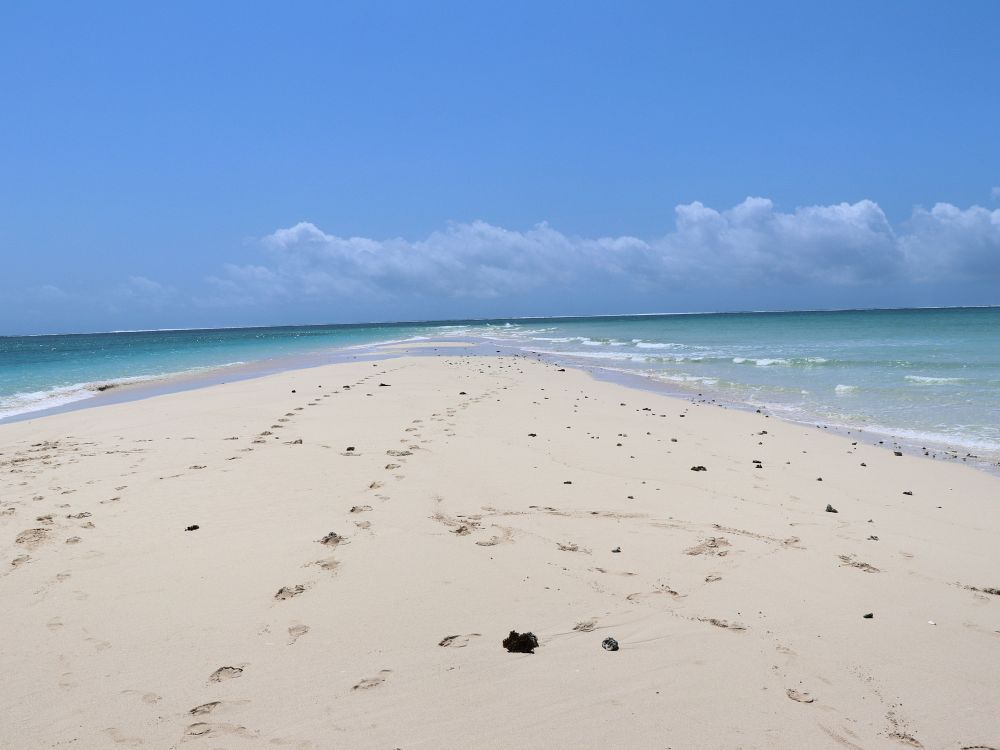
left=1, top=353, right=998, bottom=749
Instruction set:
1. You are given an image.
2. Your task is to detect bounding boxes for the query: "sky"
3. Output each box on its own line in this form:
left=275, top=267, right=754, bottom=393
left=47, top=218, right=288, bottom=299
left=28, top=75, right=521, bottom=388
left=1, top=1, right=999, bottom=335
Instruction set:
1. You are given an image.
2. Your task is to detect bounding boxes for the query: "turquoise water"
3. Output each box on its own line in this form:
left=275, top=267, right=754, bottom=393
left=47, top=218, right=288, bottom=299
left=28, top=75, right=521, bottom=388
left=0, top=323, right=438, bottom=418
left=2, top=309, right=999, bottom=462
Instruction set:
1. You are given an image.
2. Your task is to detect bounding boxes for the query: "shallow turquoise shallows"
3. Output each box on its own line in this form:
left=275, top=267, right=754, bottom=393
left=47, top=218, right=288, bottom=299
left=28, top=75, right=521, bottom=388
left=2, top=308, right=999, bottom=461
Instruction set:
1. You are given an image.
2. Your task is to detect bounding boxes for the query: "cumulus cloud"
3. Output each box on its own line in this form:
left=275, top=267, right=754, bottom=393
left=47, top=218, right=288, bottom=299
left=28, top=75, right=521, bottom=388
left=900, top=203, right=1000, bottom=281
left=208, top=196, right=999, bottom=306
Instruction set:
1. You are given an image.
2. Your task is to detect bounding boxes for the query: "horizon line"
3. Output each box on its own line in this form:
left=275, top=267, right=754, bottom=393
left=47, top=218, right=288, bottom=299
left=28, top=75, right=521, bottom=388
left=4, top=303, right=998, bottom=338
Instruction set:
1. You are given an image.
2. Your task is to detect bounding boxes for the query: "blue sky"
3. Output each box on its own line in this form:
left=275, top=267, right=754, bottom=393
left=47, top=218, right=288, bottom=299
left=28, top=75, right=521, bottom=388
left=2, top=1, right=999, bottom=334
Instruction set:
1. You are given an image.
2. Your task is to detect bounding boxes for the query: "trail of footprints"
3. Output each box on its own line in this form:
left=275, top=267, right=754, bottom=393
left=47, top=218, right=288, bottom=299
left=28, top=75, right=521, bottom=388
left=175, top=364, right=505, bottom=740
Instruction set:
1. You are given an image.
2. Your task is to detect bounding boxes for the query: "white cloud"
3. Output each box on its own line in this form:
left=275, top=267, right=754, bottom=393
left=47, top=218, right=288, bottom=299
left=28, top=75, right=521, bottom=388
left=899, top=203, right=1000, bottom=280
left=210, top=196, right=1000, bottom=305
left=991, top=186, right=1000, bottom=201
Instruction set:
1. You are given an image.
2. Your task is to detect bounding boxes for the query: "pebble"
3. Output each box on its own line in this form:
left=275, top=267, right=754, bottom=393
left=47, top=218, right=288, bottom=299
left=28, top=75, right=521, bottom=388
left=602, top=637, right=619, bottom=651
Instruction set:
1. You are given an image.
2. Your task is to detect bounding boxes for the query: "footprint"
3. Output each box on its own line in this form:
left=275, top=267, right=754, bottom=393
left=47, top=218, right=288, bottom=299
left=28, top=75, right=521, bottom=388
left=105, top=727, right=143, bottom=746
left=697, top=617, right=746, bottom=631
left=838, top=554, right=880, bottom=573
left=318, top=532, right=345, bottom=547
left=208, top=665, right=244, bottom=682
left=15, top=528, right=51, bottom=549
left=288, top=623, right=310, bottom=645
left=684, top=537, right=730, bottom=556
left=122, top=689, right=161, bottom=704
left=627, top=585, right=682, bottom=602
left=274, top=584, right=308, bottom=601
left=308, top=557, right=339, bottom=572
left=189, top=701, right=221, bottom=716
left=475, top=526, right=514, bottom=547
left=183, top=722, right=257, bottom=741
left=438, top=633, right=481, bottom=648
left=352, top=670, right=391, bottom=690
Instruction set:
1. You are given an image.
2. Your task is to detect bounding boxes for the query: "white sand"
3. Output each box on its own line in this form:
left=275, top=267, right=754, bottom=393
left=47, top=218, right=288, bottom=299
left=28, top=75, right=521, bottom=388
left=1, top=354, right=998, bottom=749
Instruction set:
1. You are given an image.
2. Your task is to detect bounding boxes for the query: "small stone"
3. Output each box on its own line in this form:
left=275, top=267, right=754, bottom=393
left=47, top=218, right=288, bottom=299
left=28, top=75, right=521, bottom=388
left=186, top=525, right=200, bottom=531
left=611, top=546, right=621, bottom=553
left=825, top=504, right=838, bottom=513
left=902, top=490, right=912, bottom=496
left=863, top=612, right=874, bottom=619
left=690, top=465, right=707, bottom=472
left=601, top=637, right=619, bottom=651
left=894, top=451, right=903, bottom=456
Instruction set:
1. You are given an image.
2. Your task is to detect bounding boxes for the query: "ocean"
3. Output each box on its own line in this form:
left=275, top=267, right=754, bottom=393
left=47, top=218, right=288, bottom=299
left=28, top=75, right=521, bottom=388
left=2, top=308, right=999, bottom=465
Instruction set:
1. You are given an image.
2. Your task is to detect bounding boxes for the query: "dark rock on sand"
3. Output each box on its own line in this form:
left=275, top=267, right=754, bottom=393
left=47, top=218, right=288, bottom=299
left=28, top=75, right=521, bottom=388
left=902, top=490, right=913, bottom=495
left=690, top=465, right=707, bottom=472
left=602, top=637, right=619, bottom=651
left=863, top=613, right=874, bottom=619
left=185, top=525, right=200, bottom=531
left=503, top=631, right=539, bottom=653
left=825, top=504, right=838, bottom=513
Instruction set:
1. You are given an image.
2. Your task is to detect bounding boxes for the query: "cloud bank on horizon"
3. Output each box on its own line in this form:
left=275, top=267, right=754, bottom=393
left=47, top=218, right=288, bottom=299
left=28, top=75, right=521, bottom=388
left=209, top=196, right=1000, bottom=304
left=9, top=194, right=1000, bottom=333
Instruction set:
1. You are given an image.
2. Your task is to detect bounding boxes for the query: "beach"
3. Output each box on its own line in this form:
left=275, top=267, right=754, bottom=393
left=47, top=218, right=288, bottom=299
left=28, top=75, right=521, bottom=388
left=2, top=348, right=998, bottom=749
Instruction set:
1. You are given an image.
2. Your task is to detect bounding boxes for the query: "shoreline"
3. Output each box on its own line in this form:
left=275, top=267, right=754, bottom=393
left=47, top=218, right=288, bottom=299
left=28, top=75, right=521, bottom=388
left=5, top=335, right=1000, bottom=477
left=2, top=351, right=997, bottom=748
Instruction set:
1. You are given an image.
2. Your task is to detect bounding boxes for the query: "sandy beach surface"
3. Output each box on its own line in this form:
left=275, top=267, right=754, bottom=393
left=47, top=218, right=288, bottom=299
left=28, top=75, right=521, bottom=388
left=2, top=352, right=998, bottom=749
